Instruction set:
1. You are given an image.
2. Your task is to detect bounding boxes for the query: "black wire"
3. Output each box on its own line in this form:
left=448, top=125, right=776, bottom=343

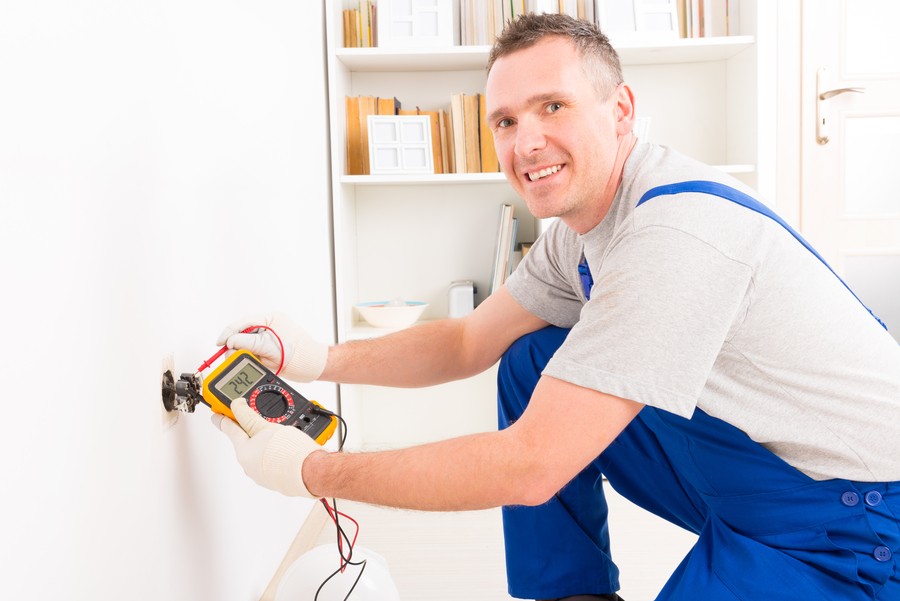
left=313, top=558, right=367, bottom=601
left=313, top=500, right=367, bottom=600
left=311, top=406, right=348, bottom=452
left=310, top=409, right=363, bottom=601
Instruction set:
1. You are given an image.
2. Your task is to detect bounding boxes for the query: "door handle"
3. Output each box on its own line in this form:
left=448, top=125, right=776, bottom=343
left=819, top=87, right=866, bottom=100
left=817, top=67, right=866, bottom=145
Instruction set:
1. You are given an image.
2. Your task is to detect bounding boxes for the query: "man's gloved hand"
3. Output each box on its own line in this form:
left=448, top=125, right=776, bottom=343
left=213, top=398, right=322, bottom=498
left=216, top=312, right=328, bottom=382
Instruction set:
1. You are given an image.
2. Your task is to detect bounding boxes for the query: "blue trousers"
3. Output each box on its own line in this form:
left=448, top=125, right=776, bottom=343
left=498, top=327, right=900, bottom=600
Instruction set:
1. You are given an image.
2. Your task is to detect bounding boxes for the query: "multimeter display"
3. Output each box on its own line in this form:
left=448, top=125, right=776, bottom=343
left=217, top=362, right=266, bottom=401
left=202, top=350, right=337, bottom=445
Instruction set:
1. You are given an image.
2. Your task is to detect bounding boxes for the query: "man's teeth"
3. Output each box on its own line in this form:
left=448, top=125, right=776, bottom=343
left=528, top=165, right=561, bottom=182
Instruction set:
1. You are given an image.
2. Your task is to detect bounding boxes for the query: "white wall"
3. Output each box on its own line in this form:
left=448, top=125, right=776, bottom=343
left=0, top=2, right=335, bottom=599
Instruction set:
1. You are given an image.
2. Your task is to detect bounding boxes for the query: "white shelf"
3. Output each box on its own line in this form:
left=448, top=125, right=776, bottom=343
left=341, top=164, right=755, bottom=186
left=345, top=320, right=433, bottom=341
left=341, top=172, right=508, bottom=186
left=334, top=36, right=754, bottom=72
left=614, top=35, right=755, bottom=65
left=336, top=45, right=493, bottom=72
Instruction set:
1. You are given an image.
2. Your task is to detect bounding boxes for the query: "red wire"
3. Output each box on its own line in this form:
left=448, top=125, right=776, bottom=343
left=321, top=499, right=360, bottom=573
left=196, top=324, right=286, bottom=375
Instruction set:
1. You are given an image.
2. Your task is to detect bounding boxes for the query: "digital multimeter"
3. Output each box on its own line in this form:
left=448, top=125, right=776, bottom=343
left=201, top=350, right=337, bottom=445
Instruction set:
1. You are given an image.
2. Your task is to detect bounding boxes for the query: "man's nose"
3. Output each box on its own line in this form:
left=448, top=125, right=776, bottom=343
left=514, top=116, right=547, bottom=157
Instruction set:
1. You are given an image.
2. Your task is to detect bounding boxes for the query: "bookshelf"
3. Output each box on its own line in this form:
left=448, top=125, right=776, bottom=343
left=324, top=0, right=776, bottom=450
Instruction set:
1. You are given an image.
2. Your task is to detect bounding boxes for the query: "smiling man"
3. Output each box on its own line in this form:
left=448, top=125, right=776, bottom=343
left=215, top=14, right=900, bottom=601
left=485, top=32, right=634, bottom=234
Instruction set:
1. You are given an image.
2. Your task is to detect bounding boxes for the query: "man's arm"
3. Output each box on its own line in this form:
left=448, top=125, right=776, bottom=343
left=301, top=375, right=644, bottom=510
left=321, top=285, right=548, bottom=387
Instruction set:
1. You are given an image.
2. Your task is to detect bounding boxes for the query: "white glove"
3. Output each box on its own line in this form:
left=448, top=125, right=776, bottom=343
left=216, top=312, right=328, bottom=382
left=212, top=398, right=322, bottom=498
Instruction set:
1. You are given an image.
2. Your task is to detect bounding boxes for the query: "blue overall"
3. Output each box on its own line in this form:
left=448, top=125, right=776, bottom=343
left=498, top=182, right=899, bottom=600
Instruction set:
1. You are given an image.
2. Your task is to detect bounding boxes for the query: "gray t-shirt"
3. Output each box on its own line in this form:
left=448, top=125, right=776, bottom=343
left=506, top=143, right=900, bottom=482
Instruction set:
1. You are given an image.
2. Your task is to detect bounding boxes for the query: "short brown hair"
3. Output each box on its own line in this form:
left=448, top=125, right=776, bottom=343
left=487, top=13, right=624, bottom=98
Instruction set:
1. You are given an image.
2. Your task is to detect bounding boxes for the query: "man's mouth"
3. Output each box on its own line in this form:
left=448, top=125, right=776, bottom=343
left=527, top=164, right=562, bottom=182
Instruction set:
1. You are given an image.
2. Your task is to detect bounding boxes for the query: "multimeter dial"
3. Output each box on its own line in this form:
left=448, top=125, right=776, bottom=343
left=248, top=384, right=296, bottom=423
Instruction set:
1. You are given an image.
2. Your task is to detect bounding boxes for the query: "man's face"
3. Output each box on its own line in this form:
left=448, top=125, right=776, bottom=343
left=486, top=36, right=629, bottom=233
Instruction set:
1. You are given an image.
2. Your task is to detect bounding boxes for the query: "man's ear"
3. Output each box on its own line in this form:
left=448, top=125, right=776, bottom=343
left=614, top=84, right=636, bottom=135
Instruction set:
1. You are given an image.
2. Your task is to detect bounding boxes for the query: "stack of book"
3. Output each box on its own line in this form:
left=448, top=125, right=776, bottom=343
left=345, top=93, right=499, bottom=176
left=342, top=1, right=377, bottom=48
left=460, top=0, right=594, bottom=46
left=681, top=0, right=735, bottom=38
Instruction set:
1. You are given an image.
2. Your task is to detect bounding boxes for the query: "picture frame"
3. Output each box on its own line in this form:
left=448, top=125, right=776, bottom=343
left=376, top=0, right=456, bottom=49
left=367, top=115, right=435, bottom=175
left=597, top=0, right=679, bottom=41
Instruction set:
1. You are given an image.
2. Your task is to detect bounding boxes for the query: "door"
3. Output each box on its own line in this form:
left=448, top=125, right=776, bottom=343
left=801, top=0, right=900, bottom=340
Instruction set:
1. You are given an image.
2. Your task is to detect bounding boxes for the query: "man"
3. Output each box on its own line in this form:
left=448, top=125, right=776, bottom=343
left=214, top=14, right=900, bottom=601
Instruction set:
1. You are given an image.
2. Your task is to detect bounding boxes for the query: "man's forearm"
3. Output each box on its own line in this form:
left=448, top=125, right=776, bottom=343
left=301, top=430, right=547, bottom=511
left=319, top=287, right=548, bottom=388
left=321, top=319, right=479, bottom=388
left=299, top=376, right=643, bottom=512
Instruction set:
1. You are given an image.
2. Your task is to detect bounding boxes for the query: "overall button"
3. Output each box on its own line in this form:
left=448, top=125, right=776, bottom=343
left=841, top=491, right=860, bottom=507
left=873, top=546, right=892, bottom=562
left=865, top=491, right=883, bottom=507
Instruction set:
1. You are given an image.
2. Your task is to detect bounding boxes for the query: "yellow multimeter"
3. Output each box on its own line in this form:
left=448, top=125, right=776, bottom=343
left=202, top=350, right=337, bottom=445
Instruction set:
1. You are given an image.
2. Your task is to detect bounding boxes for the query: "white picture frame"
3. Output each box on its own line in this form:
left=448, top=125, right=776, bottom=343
left=597, top=0, right=679, bottom=42
left=376, top=0, right=456, bottom=49
left=367, top=115, right=435, bottom=175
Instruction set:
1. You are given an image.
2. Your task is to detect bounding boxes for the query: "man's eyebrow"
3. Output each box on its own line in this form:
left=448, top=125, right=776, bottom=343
left=485, top=92, right=567, bottom=126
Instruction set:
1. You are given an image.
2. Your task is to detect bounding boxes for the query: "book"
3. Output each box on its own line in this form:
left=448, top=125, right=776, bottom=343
left=708, top=0, right=728, bottom=37
left=489, top=204, right=516, bottom=294
left=425, top=109, right=445, bottom=174
left=358, top=95, right=377, bottom=174
left=463, top=93, right=482, bottom=174
left=377, top=96, right=401, bottom=116
left=346, top=96, right=363, bottom=175
left=343, top=10, right=351, bottom=48
left=450, top=93, right=467, bottom=173
left=438, top=109, right=450, bottom=175
left=676, top=0, right=688, bottom=38
left=359, top=0, right=372, bottom=48
left=444, top=105, right=456, bottom=174
left=479, top=93, right=499, bottom=173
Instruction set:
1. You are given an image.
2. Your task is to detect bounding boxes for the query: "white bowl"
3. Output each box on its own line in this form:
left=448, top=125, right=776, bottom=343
left=355, top=300, right=427, bottom=329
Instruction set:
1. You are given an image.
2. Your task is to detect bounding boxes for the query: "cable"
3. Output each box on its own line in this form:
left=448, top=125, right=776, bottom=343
left=311, top=410, right=362, bottom=601
left=316, top=498, right=366, bottom=601
left=195, top=324, right=286, bottom=375
left=202, top=325, right=360, bottom=599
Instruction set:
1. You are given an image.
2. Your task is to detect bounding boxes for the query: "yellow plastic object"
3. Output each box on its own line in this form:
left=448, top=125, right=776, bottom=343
left=202, top=350, right=337, bottom=445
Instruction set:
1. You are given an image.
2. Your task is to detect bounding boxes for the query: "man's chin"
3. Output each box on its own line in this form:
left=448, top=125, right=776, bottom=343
left=522, top=200, right=560, bottom=221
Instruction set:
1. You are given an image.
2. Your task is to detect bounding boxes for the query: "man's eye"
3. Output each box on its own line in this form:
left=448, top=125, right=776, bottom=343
left=497, top=118, right=514, bottom=129
left=547, top=102, right=563, bottom=113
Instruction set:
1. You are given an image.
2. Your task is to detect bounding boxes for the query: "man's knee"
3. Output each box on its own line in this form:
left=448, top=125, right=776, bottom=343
left=498, top=327, right=570, bottom=427
left=499, top=326, right=569, bottom=380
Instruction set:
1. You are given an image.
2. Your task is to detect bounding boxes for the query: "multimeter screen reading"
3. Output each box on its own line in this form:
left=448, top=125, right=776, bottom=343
left=217, top=361, right=266, bottom=401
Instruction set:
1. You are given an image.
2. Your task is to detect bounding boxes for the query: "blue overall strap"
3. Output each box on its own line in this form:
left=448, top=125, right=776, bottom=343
left=636, top=180, right=887, bottom=330
left=578, top=253, right=594, bottom=300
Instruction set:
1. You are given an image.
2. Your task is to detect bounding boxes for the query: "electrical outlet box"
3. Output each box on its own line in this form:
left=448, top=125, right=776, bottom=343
left=161, top=353, right=178, bottom=429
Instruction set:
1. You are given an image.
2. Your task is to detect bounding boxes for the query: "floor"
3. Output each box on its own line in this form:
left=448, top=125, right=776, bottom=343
left=312, top=483, right=697, bottom=601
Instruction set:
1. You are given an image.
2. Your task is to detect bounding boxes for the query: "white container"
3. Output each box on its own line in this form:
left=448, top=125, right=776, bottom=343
left=448, top=280, right=475, bottom=318
left=355, top=300, right=427, bottom=329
